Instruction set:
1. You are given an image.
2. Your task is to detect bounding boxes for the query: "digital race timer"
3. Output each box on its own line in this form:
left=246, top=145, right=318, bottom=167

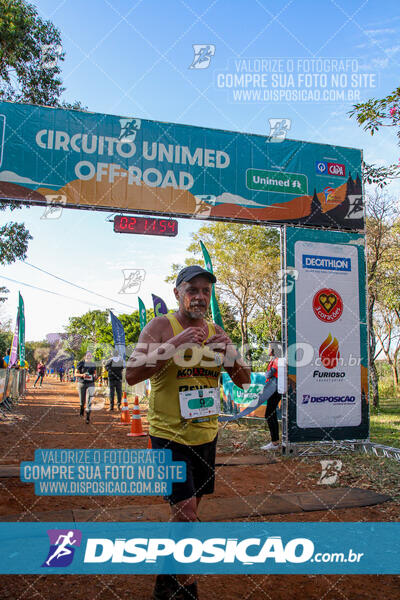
left=113, top=215, right=178, bottom=237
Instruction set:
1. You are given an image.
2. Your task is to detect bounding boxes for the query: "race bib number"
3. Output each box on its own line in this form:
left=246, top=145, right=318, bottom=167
left=84, top=373, right=93, bottom=381
left=179, top=387, right=220, bottom=420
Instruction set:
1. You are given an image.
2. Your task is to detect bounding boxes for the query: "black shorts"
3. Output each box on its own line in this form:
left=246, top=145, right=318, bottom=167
left=150, top=435, right=218, bottom=505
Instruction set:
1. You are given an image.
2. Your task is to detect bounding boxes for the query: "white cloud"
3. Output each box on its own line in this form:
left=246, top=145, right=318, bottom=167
left=364, top=28, right=396, bottom=35
left=385, top=45, right=400, bottom=57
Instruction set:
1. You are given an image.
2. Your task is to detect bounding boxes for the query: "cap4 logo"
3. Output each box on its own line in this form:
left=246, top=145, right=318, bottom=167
left=42, top=529, right=82, bottom=567
left=313, top=289, right=343, bottom=323
left=315, top=161, right=345, bottom=177
left=319, top=333, right=340, bottom=369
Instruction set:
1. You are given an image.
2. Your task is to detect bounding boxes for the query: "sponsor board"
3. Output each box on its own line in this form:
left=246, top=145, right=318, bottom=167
left=292, top=236, right=363, bottom=430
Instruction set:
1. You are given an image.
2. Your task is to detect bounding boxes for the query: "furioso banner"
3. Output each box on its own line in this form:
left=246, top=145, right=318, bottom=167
left=0, top=101, right=363, bottom=230
left=285, top=227, right=368, bottom=442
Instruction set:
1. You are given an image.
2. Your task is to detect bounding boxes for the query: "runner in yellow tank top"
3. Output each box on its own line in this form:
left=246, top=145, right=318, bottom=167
left=126, top=265, right=251, bottom=600
left=149, top=311, right=221, bottom=445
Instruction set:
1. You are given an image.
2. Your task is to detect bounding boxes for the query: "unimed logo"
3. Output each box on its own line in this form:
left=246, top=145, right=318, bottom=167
left=83, top=536, right=315, bottom=565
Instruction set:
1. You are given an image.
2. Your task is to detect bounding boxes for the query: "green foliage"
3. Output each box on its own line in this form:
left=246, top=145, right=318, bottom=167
left=0, top=0, right=86, bottom=302
left=349, top=86, right=400, bottom=186
left=0, top=221, right=32, bottom=264
left=0, top=329, right=12, bottom=359
left=0, top=0, right=64, bottom=105
left=63, top=309, right=154, bottom=360
left=167, top=223, right=281, bottom=354
left=24, top=339, right=50, bottom=371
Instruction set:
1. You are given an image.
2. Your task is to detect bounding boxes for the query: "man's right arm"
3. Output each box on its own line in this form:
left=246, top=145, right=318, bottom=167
left=126, top=318, right=210, bottom=386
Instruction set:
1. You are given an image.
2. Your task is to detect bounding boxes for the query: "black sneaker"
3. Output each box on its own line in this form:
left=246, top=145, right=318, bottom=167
left=153, top=576, right=198, bottom=600
left=152, top=575, right=178, bottom=600
left=80, top=407, right=84, bottom=417
left=178, top=581, right=198, bottom=600
left=86, top=412, right=90, bottom=424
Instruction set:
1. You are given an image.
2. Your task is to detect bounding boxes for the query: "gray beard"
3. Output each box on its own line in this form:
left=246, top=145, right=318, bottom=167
left=187, top=306, right=206, bottom=319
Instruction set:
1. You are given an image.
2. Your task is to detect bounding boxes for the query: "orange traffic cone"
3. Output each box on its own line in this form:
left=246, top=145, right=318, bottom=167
left=120, top=392, right=131, bottom=425
left=147, top=437, right=152, bottom=449
left=127, top=396, right=145, bottom=437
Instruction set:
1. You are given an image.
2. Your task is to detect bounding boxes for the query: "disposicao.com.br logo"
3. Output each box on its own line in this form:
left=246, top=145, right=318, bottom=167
left=82, top=536, right=363, bottom=566
left=42, top=529, right=82, bottom=567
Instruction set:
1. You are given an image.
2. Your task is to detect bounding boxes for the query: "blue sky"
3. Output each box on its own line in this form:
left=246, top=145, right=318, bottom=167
left=1, top=0, right=399, bottom=340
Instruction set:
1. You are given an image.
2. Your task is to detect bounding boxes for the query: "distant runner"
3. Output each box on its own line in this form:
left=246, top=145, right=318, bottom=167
left=33, top=362, right=46, bottom=388
left=75, top=352, right=97, bottom=424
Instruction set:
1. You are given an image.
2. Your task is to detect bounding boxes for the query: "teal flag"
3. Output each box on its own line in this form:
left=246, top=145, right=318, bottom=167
left=18, top=293, right=25, bottom=364
left=200, top=241, right=224, bottom=329
left=138, top=297, right=147, bottom=330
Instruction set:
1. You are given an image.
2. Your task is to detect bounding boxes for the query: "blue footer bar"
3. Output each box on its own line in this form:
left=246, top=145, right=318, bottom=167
left=0, top=522, right=398, bottom=574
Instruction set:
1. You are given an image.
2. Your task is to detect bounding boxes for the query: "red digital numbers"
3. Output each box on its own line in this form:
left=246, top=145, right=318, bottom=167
left=114, top=215, right=178, bottom=237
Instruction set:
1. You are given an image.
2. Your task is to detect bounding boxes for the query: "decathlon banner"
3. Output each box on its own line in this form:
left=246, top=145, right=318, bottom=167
left=285, top=227, right=368, bottom=442
left=0, top=101, right=363, bottom=230
left=0, top=522, right=398, bottom=574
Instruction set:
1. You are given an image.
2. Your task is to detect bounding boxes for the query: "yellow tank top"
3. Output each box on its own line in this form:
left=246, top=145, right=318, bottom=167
left=148, top=313, right=222, bottom=445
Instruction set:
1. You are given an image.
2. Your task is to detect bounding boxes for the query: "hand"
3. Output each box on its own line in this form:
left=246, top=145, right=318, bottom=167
left=205, top=332, right=235, bottom=357
left=170, top=327, right=208, bottom=349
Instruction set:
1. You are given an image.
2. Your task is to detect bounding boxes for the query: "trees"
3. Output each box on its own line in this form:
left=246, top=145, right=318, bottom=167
left=0, top=0, right=85, bottom=301
left=366, top=192, right=400, bottom=405
left=63, top=309, right=150, bottom=360
left=349, top=86, right=400, bottom=186
left=1, top=0, right=64, bottom=105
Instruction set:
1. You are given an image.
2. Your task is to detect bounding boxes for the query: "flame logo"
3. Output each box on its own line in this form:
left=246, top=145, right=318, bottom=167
left=319, top=334, right=340, bottom=369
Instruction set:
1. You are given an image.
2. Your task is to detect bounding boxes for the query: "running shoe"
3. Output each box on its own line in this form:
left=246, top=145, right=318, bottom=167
left=85, top=412, right=90, bottom=424
left=260, top=442, right=279, bottom=451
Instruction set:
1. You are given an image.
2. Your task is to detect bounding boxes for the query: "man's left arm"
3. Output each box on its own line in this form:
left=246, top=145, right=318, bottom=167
left=205, top=325, right=251, bottom=389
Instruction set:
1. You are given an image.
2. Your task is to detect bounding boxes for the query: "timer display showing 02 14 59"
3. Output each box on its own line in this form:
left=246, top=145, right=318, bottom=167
left=113, top=215, right=178, bottom=237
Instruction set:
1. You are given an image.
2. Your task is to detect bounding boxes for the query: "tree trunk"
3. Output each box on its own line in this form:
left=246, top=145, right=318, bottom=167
left=368, top=298, right=380, bottom=408
left=391, top=362, right=399, bottom=388
left=370, top=360, right=380, bottom=408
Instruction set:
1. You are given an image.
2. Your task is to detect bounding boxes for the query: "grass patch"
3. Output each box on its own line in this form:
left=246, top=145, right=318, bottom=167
left=218, top=421, right=269, bottom=454
left=370, top=396, right=400, bottom=447
left=339, top=453, right=400, bottom=502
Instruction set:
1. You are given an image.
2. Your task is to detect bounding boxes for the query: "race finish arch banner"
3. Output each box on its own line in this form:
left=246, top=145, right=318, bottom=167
left=284, top=226, right=368, bottom=443
left=0, top=101, right=363, bottom=230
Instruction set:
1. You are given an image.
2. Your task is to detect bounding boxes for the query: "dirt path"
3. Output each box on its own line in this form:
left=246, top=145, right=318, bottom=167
left=0, top=377, right=398, bottom=599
